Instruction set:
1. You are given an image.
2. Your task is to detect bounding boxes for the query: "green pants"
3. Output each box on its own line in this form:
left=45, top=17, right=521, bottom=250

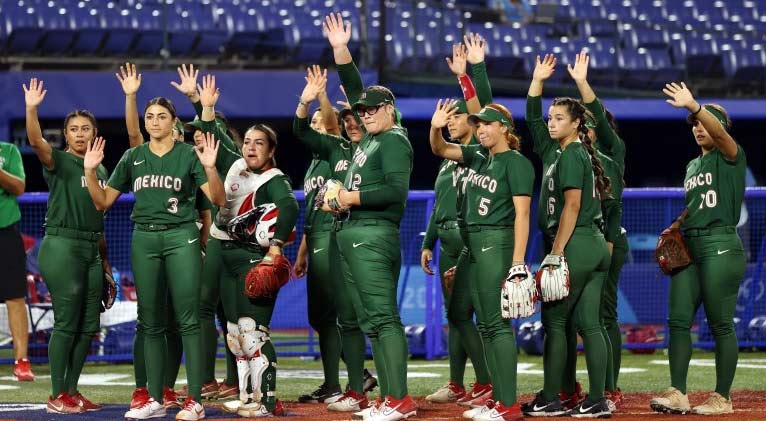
left=218, top=241, right=278, bottom=410
left=541, top=229, right=610, bottom=402
left=306, top=230, right=343, bottom=389
left=39, top=234, right=103, bottom=397
left=336, top=222, right=408, bottom=399
left=198, top=238, right=223, bottom=385
left=131, top=224, right=203, bottom=402
left=668, top=231, right=745, bottom=399
left=462, top=229, right=517, bottom=406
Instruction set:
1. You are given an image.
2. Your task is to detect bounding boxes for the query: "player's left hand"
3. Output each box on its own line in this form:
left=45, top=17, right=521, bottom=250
left=446, top=43, right=467, bottom=76
left=300, top=65, right=328, bottom=104
left=323, top=12, right=351, bottom=48
left=84, top=137, right=106, bottom=170
left=198, top=74, right=220, bottom=108
left=431, top=99, right=459, bottom=129
left=464, top=32, right=486, bottom=65
left=663, top=82, right=697, bottom=110
left=170, top=63, right=199, bottom=99
left=420, top=249, right=434, bottom=275
left=566, top=50, right=589, bottom=83
left=195, top=132, right=220, bottom=169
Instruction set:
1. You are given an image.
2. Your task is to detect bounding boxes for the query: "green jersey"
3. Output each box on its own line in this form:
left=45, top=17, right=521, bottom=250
left=526, top=95, right=563, bottom=236
left=292, top=116, right=355, bottom=181
left=108, top=142, right=207, bottom=225
left=540, top=141, right=603, bottom=233
left=43, top=148, right=108, bottom=232
left=597, top=151, right=623, bottom=242
left=461, top=145, right=534, bottom=226
left=683, top=145, right=746, bottom=230
left=0, top=142, right=25, bottom=228
left=302, top=156, right=334, bottom=231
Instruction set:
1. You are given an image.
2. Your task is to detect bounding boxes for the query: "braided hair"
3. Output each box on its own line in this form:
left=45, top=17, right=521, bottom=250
left=551, top=97, right=612, bottom=199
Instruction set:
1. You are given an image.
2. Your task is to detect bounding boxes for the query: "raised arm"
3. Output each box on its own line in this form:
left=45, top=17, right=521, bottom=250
left=324, top=12, right=353, bottom=66
left=170, top=63, right=201, bottom=109
left=23, top=78, right=54, bottom=169
left=294, top=67, right=337, bottom=159
left=526, top=54, right=558, bottom=157
left=447, top=43, right=481, bottom=114
left=663, top=82, right=738, bottom=160
left=116, top=62, right=144, bottom=147
left=84, top=138, right=121, bottom=211
left=429, top=99, right=464, bottom=162
left=464, top=33, right=493, bottom=106
left=195, top=132, right=225, bottom=207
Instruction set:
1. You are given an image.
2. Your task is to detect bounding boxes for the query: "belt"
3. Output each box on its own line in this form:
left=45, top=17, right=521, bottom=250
left=683, top=226, right=736, bottom=237
left=334, top=218, right=397, bottom=231
left=45, top=226, right=102, bottom=241
left=304, top=222, right=334, bottom=235
left=134, top=222, right=188, bottom=232
left=461, top=224, right=512, bottom=233
left=436, top=220, right=459, bottom=230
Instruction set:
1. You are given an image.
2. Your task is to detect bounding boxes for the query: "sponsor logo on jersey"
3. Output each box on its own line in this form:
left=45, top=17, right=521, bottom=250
left=133, top=175, right=183, bottom=192
left=80, top=176, right=106, bottom=189
left=685, top=171, right=713, bottom=192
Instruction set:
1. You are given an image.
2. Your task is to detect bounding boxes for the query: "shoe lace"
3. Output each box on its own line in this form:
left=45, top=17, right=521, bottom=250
left=136, top=398, right=156, bottom=410
left=182, top=398, right=198, bottom=411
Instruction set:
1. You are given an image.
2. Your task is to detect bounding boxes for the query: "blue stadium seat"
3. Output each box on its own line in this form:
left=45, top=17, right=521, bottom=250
left=4, top=5, right=45, bottom=54
left=619, top=48, right=654, bottom=89
left=69, top=7, right=107, bottom=55
left=100, top=7, right=138, bottom=55
left=626, top=26, right=669, bottom=49
left=573, top=3, right=606, bottom=21
left=588, top=48, right=620, bottom=87
left=290, top=16, right=328, bottom=65
left=225, top=5, right=269, bottom=56
left=131, top=5, right=164, bottom=56
left=38, top=6, right=75, bottom=54
left=580, top=19, right=619, bottom=39
left=723, top=46, right=766, bottom=94
left=683, top=35, right=724, bottom=78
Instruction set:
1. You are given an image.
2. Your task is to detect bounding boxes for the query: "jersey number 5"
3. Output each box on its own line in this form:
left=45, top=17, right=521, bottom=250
left=478, top=197, right=491, bottom=216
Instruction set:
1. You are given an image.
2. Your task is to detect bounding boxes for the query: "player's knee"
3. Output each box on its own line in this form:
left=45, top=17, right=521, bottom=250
left=708, top=319, right=735, bottom=338
left=667, top=316, right=694, bottom=331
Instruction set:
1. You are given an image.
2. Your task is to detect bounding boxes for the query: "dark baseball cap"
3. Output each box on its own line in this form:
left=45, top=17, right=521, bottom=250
left=467, top=106, right=512, bottom=127
left=351, top=86, right=396, bottom=111
left=453, top=99, right=469, bottom=114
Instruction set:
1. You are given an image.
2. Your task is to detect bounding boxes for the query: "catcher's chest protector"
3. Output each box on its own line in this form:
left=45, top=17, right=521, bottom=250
left=211, top=159, right=283, bottom=241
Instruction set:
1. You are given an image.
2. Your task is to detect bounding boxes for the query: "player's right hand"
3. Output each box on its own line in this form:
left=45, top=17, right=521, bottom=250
left=293, top=253, right=308, bottom=278
left=116, top=62, right=142, bottom=96
left=84, top=137, right=106, bottom=170
left=323, top=12, right=351, bottom=48
left=431, top=99, right=459, bottom=129
left=420, top=249, right=434, bottom=275
left=532, top=54, right=557, bottom=82
left=23, top=78, right=47, bottom=108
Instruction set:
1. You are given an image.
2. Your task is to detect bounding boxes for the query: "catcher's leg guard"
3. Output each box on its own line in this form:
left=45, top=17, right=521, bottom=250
left=238, top=318, right=272, bottom=403
left=225, top=322, right=251, bottom=406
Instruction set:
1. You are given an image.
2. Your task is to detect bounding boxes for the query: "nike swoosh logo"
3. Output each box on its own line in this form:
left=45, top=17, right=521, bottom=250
left=187, top=238, right=198, bottom=244
left=50, top=401, right=64, bottom=412
left=313, top=248, right=324, bottom=254
left=579, top=403, right=597, bottom=413
left=133, top=160, right=145, bottom=165
left=533, top=403, right=549, bottom=411
left=353, top=242, right=364, bottom=248
left=250, top=259, right=259, bottom=263
left=481, top=246, right=493, bottom=252
left=476, top=151, right=486, bottom=158
left=717, top=249, right=730, bottom=255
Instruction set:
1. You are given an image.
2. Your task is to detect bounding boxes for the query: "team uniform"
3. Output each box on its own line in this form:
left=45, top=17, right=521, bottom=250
left=108, top=141, right=208, bottom=415
left=35, top=147, right=107, bottom=409
left=457, top=141, right=535, bottom=418
left=652, top=142, right=746, bottom=414
left=334, top=61, right=416, bottom=418
left=526, top=95, right=611, bottom=417
left=203, top=119, right=299, bottom=417
left=0, top=142, right=27, bottom=305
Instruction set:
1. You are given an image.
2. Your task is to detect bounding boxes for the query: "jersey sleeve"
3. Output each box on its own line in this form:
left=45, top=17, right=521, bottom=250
left=3, top=144, right=26, bottom=180
left=460, top=144, right=482, bottom=167
left=358, top=134, right=412, bottom=207
left=471, top=61, right=494, bottom=106
left=107, top=149, right=133, bottom=193
left=601, top=198, right=622, bottom=243
left=584, top=98, right=625, bottom=163
left=422, top=209, right=438, bottom=250
left=558, top=146, right=585, bottom=191
left=337, top=61, right=365, bottom=106
left=526, top=95, right=557, bottom=159
left=265, top=176, right=299, bottom=243
left=193, top=100, right=203, bottom=119
left=196, top=189, right=212, bottom=211
left=721, top=144, right=745, bottom=166
left=292, top=116, right=335, bottom=160
left=509, top=155, right=535, bottom=196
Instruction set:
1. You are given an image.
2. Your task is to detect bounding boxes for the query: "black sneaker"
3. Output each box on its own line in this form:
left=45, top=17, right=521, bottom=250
left=569, top=397, right=612, bottom=419
left=362, top=369, right=378, bottom=393
left=522, top=391, right=567, bottom=417
left=298, top=383, right=343, bottom=403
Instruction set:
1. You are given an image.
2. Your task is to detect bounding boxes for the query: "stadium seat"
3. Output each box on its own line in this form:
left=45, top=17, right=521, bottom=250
left=69, top=7, right=107, bottom=55
left=131, top=4, right=164, bottom=56
left=4, top=5, right=45, bottom=54
left=618, top=48, right=654, bottom=89
left=38, top=6, right=76, bottom=54
left=684, top=35, right=724, bottom=79
left=724, top=46, right=766, bottom=95
left=580, top=19, right=619, bottom=39
left=626, top=26, right=669, bottom=49
left=100, top=7, right=138, bottom=55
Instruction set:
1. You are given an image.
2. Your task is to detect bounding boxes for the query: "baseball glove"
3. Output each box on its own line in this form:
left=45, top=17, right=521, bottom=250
left=443, top=266, right=457, bottom=295
left=244, top=253, right=291, bottom=299
left=314, top=179, right=349, bottom=213
left=654, top=227, right=691, bottom=275
left=536, top=254, right=570, bottom=302
left=101, top=272, right=117, bottom=312
left=501, top=264, right=538, bottom=320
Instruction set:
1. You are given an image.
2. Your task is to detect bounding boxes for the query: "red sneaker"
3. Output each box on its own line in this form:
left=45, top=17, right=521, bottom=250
left=47, top=392, right=85, bottom=414
left=273, top=399, right=285, bottom=416
left=457, top=382, right=493, bottom=407
left=130, top=387, right=150, bottom=409
left=606, top=388, right=623, bottom=411
left=559, top=381, right=585, bottom=410
left=13, top=358, right=35, bottom=381
left=367, top=395, right=417, bottom=421
left=71, top=392, right=102, bottom=411
left=476, top=402, right=525, bottom=421
left=176, top=380, right=220, bottom=400
left=163, top=386, right=182, bottom=409
left=217, top=381, right=239, bottom=399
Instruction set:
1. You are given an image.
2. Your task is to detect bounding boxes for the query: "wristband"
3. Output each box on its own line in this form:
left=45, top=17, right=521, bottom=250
left=458, top=74, right=476, bottom=101
left=269, top=239, right=284, bottom=247
left=692, top=103, right=702, bottom=115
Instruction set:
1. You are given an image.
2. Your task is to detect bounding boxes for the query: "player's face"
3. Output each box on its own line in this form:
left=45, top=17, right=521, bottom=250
left=192, top=129, right=205, bottom=149
left=144, top=105, right=175, bottom=140
left=358, top=103, right=392, bottom=135
left=447, top=113, right=470, bottom=140
left=343, top=115, right=363, bottom=142
left=310, top=110, right=327, bottom=134
left=243, top=129, right=275, bottom=170
left=475, top=120, right=504, bottom=149
left=547, top=105, right=579, bottom=141
left=691, top=119, right=715, bottom=149
left=64, top=116, right=95, bottom=154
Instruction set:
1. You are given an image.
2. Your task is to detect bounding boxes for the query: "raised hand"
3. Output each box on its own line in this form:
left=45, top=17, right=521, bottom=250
left=336, top=84, right=351, bottom=109
left=170, top=63, right=199, bottom=98
left=663, top=82, right=696, bottom=110
left=464, top=32, right=487, bottom=64
left=300, top=65, right=328, bottom=104
left=323, top=12, right=351, bottom=48
left=445, top=43, right=468, bottom=76
left=23, top=78, right=47, bottom=108
left=84, top=137, right=106, bottom=170
left=566, top=50, right=589, bottom=83
left=431, top=99, right=459, bottom=129
left=116, top=62, right=142, bottom=96
left=197, top=74, right=219, bottom=108
left=195, top=132, right=220, bottom=168
left=533, top=54, right=557, bottom=82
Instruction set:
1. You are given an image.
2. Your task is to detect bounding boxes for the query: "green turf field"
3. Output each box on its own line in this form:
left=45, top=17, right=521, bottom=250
left=2, top=351, right=765, bottom=403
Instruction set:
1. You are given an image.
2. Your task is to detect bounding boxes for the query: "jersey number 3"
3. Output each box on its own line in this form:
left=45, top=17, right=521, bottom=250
left=167, top=197, right=179, bottom=214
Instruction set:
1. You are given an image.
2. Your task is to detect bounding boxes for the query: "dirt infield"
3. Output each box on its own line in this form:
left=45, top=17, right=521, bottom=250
left=202, top=391, right=766, bottom=421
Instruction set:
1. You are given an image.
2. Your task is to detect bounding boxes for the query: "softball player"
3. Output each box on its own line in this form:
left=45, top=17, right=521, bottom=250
left=322, top=13, right=416, bottom=421
left=523, top=54, right=612, bottom=418
left=650, top=83, right=746, bottom=416
left=196, top=76, right=299, bottom=418
left=83, top=94, right=225, bottom=420
left=22, top=78, right=108, bottom=414
left=430, top=99, right=534, bottom=421
left=293, top=66, right=375, bottom=413
left=421, top=36, right=495, bottom=406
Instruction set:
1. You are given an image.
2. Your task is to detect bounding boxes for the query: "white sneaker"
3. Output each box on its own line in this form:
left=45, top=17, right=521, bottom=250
left=328, top=390, right=368, bottom=412
left=463, top=400, right=494, bottom=419
left=124, top=398, right=166, bottom=419
left=426, top=381, right=466, bottom=403
left=175, top=399, right=205, bottom=420
left=364, top=396, right=417, bottom=421
left=650, top=387, right=691, bottom=414
left=353, top=399, right=380, bottom=420
left=237, top=400, right=284, bottom=418
left=692, top=392, right=734, bottom=415
left=222, top=399, right=245, bottom=414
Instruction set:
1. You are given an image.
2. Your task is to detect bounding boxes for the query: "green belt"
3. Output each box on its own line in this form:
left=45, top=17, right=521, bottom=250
left=683, top=226, right=736, bottom=237
left=45, top=226, right=102, bottom=241
left=304, top=222, right=334, bottom=235
left=334, top=218, right=398, bottom=231
left=134, top=222, right=191, bottom=232
left=436, top=220, right=459, bottom=230
left=461, top=224, right=513, bottom=233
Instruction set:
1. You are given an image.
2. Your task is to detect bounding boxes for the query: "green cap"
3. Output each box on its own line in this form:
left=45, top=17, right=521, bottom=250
left=184, top=116, right=205, bottom=132
left=174, top=119, right=184, bottom=134
left=351, top=86, right=396, bottom=111
left=686, top=104, right=728, bottom=129
left=339, top=107, right=354, bottom=119
left=467, top=106, right=512, bottom=127
left=453, top=100, right=469, bottom=114
left=584, top=112, right=597, bottom=129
